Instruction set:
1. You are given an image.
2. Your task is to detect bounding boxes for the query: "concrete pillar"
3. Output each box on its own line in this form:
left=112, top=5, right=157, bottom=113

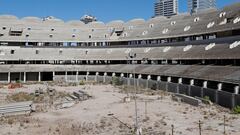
left=112, top=73, right=116, bottom=77
left=137, top=75, right=142, bottom=87
left=128, top=74, right=133, bottom=86
left=217, top=83, right=222, bottom=91
left=167, top=77, right=171, bottom=82
left=95, top=72, right=99, bottom=82
left=176, top=78, right=182, bottom=94
left=234, top=86, right=239, bottom=94
left=147, top=75, right=151, bottom=80
left=120, top=73, right=124, bottom=77
left=188, top=79, right=194, bottom=96
left=52, top=71, right=55, bottom=81
left=190, top=79, right=194, bottom=86
left=203, top=81, right=208, bottom=88
left=65, top=71, right=67, bottom=82
left=86, top=72, right=89, bottom=81
left=23, top=72, right=26, bottom=83
left=76, top=71, right=79, bottom=82
left=38, top=72, right=41, bottom=82
left=8, top=72, right=10, bottom=83
left=157, top=76, right=161, bottom=81
left=146, top=75, right=151, bottom=89
left=178, top=78, right=182, bottom=84
left=103, top=72, right=107, bottom=83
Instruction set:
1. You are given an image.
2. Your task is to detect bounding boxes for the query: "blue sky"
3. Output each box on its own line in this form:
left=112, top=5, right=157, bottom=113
left=0, top=0, right=239, bottom=23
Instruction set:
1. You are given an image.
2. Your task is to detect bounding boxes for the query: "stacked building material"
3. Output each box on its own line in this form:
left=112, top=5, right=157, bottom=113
left=0, top=101, right=33, bottom=117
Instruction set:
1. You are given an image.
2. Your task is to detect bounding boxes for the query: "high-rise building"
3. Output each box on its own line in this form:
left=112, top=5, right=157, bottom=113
left=154, top=0, right=178, bottom=17
left=188, top=0, right=216, bottom=13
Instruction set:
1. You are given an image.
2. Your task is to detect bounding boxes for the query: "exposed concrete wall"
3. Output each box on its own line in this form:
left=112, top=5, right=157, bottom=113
left=190, top=86, right=202, bottom=98
left=203, top=88, right=217, bottom=102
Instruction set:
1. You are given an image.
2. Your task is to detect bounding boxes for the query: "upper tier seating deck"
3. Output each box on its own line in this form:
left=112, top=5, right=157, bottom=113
left=0, top=3, right=239, bottom=43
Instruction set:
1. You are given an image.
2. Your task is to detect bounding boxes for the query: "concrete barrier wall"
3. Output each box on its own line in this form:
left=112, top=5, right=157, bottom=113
left=67, top=75, right=76, bottom=81
left=121, top=77, right=128, bottom=85
left=78, top=75, right=86, bottom=81
left=218, top=91, right=234, bottom=108
left=179, top=84, right=189, bottom=95
left=105, top=76, right=112, bottom=83
left=190, top=86, right=202, bottom=98
left=168, top=83, right=178, bottom=93
left=97, top=76, right=104, bottom=83
left=159, top=82, right=167, bottom=91
left=54, top=75, right=65, bottom=82
left=52, top=74, right=240, bottom=109
left=139, top=79, right=147, bottom=88
left=87, top=75, right=95, bottom=81
left=235, top=95, right=240, bottom=106
left=203, top=88, right=217, bottom=103
left=148, top=80, right=157, bottom=90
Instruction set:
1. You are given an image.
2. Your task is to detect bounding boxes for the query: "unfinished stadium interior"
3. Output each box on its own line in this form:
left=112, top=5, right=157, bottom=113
left=0, top=2, right=240, bottom=112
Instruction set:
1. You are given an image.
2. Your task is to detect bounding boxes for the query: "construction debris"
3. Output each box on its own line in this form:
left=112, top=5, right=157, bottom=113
left=172, top=93, right=202, bottom=106
left=73, top=90, right=90, bottom=101
left=8, top=83, right=22, bottom=89
left=0, top=101, right=34, bottom=117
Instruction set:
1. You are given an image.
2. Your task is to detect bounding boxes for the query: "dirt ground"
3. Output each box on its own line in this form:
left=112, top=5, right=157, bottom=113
left=0, top=83, right=240, bottom=135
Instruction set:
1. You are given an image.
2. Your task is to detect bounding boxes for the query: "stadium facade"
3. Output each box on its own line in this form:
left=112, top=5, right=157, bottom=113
left=0, top=3, right=240, bottom=109
left=188, top=0, right=216, bottom=13
left=154, top=0, right=178, bottom=17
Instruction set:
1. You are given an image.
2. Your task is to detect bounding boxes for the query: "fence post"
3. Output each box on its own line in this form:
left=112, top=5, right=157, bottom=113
left=199, top=120, right=202, bottom=135
left=171, top=124, right=174, bottom=135
left=224, top=115, right=226, bottom=135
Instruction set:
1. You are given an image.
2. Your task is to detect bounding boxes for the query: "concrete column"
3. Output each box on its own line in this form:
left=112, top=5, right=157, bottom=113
left=188, top=79, right=194, bottom=96
left=76, top=71, right=79, bottom=82
left=203, top=81, right=208, bottom=88
left=65, top=71, right=67, bottom=82
left=38, top=72, right=41, bottom=82
left=217, top=83, right=222, bottom=91
left=147, top=75, right=151, bottom=80
left=178, top=78, right=182, bottom=84
left=23, top=72, right=26, bottom=83
left=112, top=73, right=116, bottom=77
left=128, top=74, right=133, bottom=86
left=137, top=75, right=142, bottom=87
left=95, top=72, right=99, bottom=82
left=146, top=75, right=151, bottom=89
left=190, top=79, right=194, bottom=86
left=176, top=78, right=182, bottom=94
left=120, top=73, right=124, bottom=77
left=157, top=76, right=161, bottom=81
left=167, top=77, right=171, bottom=82
left=103, top=72, right=107, bottom=83
left=86, top=72, right=89, bottom=81
left=8, top=72, right=10, bottom=83
left=52, top=71, right=55, bottom=81
left=234, top=86, right=239, bottom=94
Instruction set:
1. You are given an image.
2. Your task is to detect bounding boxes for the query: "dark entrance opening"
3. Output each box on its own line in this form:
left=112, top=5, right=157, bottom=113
left=41, top=72, right=53, bottom=81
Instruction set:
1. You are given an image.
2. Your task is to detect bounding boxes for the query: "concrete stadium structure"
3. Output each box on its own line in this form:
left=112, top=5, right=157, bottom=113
left=0, top=3, right=240, bottom=109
